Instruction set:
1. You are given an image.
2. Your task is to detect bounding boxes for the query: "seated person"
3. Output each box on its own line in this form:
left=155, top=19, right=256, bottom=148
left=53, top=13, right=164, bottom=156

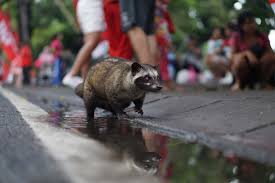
left=205, top=27, right=230, bottom=80
left=230, top=11, right=275, bottom=90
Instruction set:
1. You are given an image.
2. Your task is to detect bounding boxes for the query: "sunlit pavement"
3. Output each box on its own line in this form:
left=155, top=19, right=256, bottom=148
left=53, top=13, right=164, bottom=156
left=1, top=85, right=275, bottom=182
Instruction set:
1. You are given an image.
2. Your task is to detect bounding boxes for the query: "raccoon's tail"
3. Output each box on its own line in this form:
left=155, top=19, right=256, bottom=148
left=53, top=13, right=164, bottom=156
left=75, top=83, right=84, bottom=98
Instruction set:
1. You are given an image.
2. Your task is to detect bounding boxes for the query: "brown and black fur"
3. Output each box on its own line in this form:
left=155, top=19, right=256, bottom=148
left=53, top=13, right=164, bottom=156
left=75, top=57, right=162, bottom=122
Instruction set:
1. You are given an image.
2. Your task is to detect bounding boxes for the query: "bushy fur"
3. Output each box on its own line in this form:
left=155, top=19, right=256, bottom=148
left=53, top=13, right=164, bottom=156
left=75, top=57, right=161, bottom=121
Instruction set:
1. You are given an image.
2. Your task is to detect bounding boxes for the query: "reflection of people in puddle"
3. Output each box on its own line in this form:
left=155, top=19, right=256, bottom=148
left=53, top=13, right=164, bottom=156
left=142, top=129, right=173, bottom=182
left=225, top=154, right=260, bottom=182
left=86, top=118, right=161, bottom=175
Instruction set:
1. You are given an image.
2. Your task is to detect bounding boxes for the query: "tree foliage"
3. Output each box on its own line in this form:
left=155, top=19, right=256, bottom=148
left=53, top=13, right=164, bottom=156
left=1, top=0, right=275, bottom=56
left=169, top=0, right=275, bottom=47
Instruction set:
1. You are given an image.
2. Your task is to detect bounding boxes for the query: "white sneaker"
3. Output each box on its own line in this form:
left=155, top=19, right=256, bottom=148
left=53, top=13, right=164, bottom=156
left=62, top=74, right=83, bottom=89
left=199, top=70, right=218, bottom=88
left=219, top=72, right=233, bottom=85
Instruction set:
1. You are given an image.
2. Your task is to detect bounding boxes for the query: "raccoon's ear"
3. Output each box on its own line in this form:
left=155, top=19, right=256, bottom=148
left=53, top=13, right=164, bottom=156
left=131, top=62, right=142, bottom=76
left=153, top=65, right=159, bottom=71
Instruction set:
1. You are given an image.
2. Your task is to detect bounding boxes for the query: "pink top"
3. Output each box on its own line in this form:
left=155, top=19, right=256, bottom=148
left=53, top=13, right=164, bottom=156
left=50, top=38, right=63, bottom=58
left=35, top=47, right=55, bottom=68
left=230, top=32, right=270, bottom=53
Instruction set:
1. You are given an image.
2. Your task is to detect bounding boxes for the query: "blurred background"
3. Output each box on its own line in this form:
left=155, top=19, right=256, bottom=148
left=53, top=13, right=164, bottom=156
left=0, top=0, right=274, bottom=88
left=1, top=0, right=273, bottom=55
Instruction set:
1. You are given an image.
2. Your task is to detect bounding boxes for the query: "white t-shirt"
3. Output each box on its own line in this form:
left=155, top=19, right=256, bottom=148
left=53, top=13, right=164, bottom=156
left=207, top=39, right=223, bottom=54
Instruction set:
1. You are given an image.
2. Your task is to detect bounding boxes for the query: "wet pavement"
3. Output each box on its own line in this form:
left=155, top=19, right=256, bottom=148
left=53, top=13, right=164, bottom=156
left=0, top=90, right=70, bottom=183
left=4, top=86, right=275, bottom=183
left=9, top=86, right=275, bottom=166
left=44, top=107, right=275, bottom=183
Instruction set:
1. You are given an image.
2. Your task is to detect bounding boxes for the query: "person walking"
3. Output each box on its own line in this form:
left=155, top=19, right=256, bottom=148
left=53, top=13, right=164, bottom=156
left=62, top=0, right=105, bottom=88
left=104, top=0, right=157, bottom=65
left=20, top=43, right=33, bottom=85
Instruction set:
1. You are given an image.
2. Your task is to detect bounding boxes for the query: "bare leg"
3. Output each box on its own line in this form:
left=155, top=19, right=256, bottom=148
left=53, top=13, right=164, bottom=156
left=69, top=32, right=100, bottom=76
left=81, top=61, right=90, bottom=79
left=14, top=68, right=23, bottom=89
left=15, top=74, right=23, bottom=89
left=260, top=52, right=275, bottom=88
left=148, top=35, right=158, bottom=66
left=127, top=27, right=153, bottom=65
left=206, top=55, right=228, bottom=78
left=231, top=53, right=251, bottom=91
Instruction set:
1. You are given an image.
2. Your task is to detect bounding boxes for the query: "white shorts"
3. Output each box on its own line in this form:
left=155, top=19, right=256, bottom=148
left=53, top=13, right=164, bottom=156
left=77, top=0, right=105, bottom=33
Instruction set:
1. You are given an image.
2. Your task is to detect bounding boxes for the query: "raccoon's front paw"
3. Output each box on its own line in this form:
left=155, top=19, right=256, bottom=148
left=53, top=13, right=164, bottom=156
left=134, top=107, right=143, bottom=115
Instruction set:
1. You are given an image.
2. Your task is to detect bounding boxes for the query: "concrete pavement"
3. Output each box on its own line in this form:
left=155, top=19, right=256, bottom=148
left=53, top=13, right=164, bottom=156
left=7, top=86, right=275, bottom=167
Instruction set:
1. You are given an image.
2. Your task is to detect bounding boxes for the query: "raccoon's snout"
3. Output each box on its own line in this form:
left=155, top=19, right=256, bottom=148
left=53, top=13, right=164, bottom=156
left=152, top=84, right=162, bottom=92
left=151, top=84, right=162, bottom=90
left=156, top=85, right=162, bottom=90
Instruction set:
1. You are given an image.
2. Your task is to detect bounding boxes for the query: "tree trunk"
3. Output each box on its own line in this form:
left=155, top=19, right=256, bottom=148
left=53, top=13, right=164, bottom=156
left=17, top=0, right=31, bottom=44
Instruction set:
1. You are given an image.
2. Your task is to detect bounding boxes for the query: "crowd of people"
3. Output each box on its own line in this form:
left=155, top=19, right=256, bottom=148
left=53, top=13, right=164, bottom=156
left=2, top=0, right=274, bottom=92
left=176, top=11, right=275, bottom=90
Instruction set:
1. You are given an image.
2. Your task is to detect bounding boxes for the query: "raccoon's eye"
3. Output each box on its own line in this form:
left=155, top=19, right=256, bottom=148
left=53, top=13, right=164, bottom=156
left=144, top=75, right=151, bottom=81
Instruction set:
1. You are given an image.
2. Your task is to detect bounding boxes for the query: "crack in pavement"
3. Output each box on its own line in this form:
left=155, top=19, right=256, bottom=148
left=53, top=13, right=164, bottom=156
left=231, top=120, right=275, bottom=135
left=125, top=95, right=173, bottom=112
left=181, top=100, right=223, bottom=113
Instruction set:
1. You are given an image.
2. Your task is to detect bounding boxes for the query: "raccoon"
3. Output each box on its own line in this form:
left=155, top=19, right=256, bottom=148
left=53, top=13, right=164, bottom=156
left=75, top=57, right=162, bottom=121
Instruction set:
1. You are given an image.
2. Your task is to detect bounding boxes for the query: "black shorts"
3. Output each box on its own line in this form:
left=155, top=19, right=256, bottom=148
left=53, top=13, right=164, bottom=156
left=119, top=0, right=155, bottom=35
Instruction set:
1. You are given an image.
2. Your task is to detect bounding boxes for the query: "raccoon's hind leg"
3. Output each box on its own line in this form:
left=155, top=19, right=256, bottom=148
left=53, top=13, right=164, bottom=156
left=83, top=87, right=96, bottom=122
left=133, top=95, right=145, bottom=115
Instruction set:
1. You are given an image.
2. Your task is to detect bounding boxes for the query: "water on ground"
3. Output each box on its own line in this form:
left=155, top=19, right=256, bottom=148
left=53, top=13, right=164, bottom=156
left=38, top=97, right=275, bottom=183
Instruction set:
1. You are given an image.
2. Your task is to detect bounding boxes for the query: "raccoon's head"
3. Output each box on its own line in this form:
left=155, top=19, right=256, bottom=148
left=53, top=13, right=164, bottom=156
left=131, top=62, right=162, bottom=92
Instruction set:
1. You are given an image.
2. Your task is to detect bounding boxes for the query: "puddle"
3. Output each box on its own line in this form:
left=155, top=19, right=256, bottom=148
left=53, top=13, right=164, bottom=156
left=39, top=102, right=275, bottom=183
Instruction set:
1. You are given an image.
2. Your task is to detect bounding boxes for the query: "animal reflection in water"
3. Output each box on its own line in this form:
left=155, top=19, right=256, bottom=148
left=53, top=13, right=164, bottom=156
left=85, top=118, right=161, bottom=175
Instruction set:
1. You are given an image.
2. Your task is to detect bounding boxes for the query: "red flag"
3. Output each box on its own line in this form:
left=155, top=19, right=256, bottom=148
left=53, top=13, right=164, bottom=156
left=0, top=10, right=18, bottom=61
left=0, top=9, right=19, bottom=81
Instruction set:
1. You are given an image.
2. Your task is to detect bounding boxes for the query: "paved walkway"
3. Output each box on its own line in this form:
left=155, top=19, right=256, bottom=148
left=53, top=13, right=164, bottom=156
left=0, top=88, right=69, bottom=183
left=6, top=86, right=275, bottom=166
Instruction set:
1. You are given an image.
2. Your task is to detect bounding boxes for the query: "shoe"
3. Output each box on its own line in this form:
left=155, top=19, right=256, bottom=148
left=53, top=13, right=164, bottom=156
left=62, top=74, right=83, bottom=88
left=231, top=83, right=241, bottom=91
left=219, top=72, right=233, bottom=85
left=199, top=70, right=218, bottom=88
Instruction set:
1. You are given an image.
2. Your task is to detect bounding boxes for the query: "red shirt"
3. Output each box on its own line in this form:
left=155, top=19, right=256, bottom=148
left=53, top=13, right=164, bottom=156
left=72, top=0, right=78, bottom=13
left=103, top=0, right=133, bottom=60
left=21, top=45, right=32, bottom=67
left=230, top=32, right=270, bottom=52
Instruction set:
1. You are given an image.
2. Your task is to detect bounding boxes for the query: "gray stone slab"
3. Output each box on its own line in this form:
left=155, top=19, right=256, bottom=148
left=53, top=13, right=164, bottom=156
left=232, top=125, right=275, bottom=152
left=217, top=125, right=275, bottom=166
left=139, top=94, right=275, bottom=135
